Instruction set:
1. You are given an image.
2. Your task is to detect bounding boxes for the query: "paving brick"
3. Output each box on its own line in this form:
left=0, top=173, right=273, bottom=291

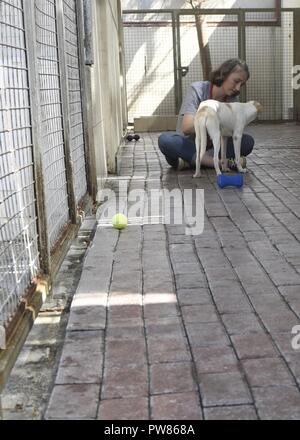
left=259, top=310, right=299, bottom=333
left=110, top=271, right=142, bottom=292
left=204, top=405, right=257, bottom=420
left=199, top=372, right=252, bottom=406
left=105, top=339, right=147, bottom=367
left=144, top=281, right=174, bottom=294
left=253, top=386, right=300, bottom=420
left=234, top=264, right=271, bottom=286
left=242, top=283, right=277, bottom=296
left=108, top=304, right=143, bottom=320
left=196, top=249, right=228, bottom=268
left=265, top=265, right=300, bottom=287
left=250, top=294, right=290, bottom=314
left=278, top=285, right=300, bottom=301
left=285, top=299, right=300, bottom=316
left=214, top=293, right=253, bottom=314
left=102, top=364, right=148, bottom=399
left=242, top=357, right=295, bottom=387
left=271, top=332, right=299, bottom=359
left=45, top=384, right=99, bottom=420
left=175, top=273, right=207, bottom=290
left=107, top=316, right=144, bottom=328
left=145, top=317, right=186, bottom=340
left=222, top=312, right=263, bottom=335
left=181, top=305, right=219, bottom=324
left=224, top=248, right=256, bottom=268
left=168, top=235, right=194, bottom=244
left=143, top=270, right=173, bottom=288
left=144, top=303, right=179, bottom=318
left=143, top=257, right=170, bottom=271
left=185, top=322, right=230, bottom=347
left=147, top=337, right=191, bottom=364
left=55, top=331, right=104, bottom=384
left=98, top=397, right=149, bottom=420
left=67, top=293, right=107, bottom=331
left=210, top=283, right=245, bottom=299
left=172, top=262, right=201, bottom=275
left=193, top=345, right=238, bottom=374
left=151, top=392, right=202, bottom=420
left=77, top=273, right=111, bottom=295
left=205, top=266, right=238, bottom=283
left=106, top=324, right=145, bottom=340
left=231, top=332, right=279, bottom=360
left=109, top=291, right=143, bottom=305
left=177, top=288, right=212, bottom=305
left=243, top=231, right=269, bottom=243
left=194, top=233, right=221, bottom=249
left=150, top=362, right=197, bottom=395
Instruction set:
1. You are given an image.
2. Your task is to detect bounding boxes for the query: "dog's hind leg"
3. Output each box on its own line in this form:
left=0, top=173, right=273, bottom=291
left=193, top=115, right=202, bottom=178
left=206, top=113, right=222, bottom=176
left=193, top=115, right=207, bottom=178
left=211, top=134, right=222, bottom=175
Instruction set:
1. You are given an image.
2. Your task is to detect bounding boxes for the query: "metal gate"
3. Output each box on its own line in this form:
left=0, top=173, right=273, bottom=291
left=123, top=8, right=296, bottom=123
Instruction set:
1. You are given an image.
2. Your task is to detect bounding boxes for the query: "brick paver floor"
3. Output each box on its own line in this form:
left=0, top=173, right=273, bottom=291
left=45, top=124, right=300, bottom=420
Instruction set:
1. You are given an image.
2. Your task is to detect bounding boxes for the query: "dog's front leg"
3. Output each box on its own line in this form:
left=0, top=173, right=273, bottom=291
left=233, top=133, right=246, bottom=173
left=220, top=136, right=230, bottom=172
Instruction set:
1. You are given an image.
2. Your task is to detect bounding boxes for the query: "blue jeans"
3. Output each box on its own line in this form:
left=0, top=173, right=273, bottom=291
left=158, top=132, right=255, bottom=168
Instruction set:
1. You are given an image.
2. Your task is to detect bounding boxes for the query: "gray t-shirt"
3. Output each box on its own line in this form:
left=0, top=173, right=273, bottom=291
left=176, top=81, right=238, bottom=138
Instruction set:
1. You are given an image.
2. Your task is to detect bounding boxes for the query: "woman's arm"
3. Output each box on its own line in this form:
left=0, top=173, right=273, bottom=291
left=182, top=114, right=195, bottom=135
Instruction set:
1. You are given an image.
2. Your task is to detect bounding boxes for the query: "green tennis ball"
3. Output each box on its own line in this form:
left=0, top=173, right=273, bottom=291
left=112, top=213, right=128, bottom=229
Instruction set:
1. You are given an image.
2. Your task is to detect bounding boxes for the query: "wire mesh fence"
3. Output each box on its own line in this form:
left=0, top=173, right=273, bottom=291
left=179, top=14, right=239, bottom=101
left=0, top=0, right=88, bottom=339
left=0, top=0, right=40, bottom=332
left=35, top=0, right=70, bottom=249
left=63, top=0, right=87, bottom=203
left=123, top=11, right=176, bottom=124
left=123, top=8, right=296, bottom=122
left=245, top=11, right=294, bottom=120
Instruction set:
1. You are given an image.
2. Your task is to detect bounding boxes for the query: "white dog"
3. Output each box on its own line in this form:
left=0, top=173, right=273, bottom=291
left=193, top=99, right=262, bottom=178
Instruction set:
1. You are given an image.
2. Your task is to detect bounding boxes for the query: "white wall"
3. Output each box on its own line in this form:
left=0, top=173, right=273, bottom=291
left=89, top=0, right=126, bottom=193
left=122, top=0, right=279, bottom=9
left=282, top=0, right=300, bottom=7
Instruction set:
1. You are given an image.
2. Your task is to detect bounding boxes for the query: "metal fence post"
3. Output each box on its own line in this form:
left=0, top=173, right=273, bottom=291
left=176, top=12, right=183, bottom=109
left=294, top=10, right=300, bottom=122
left=117, top=0, right=128, bottom=131
left=24, top=0, right=51, bottom=275
left=56, top=0, right=77, bottom=223
left=172, top=11, right=179, bottom=115
left=83, top=0, right=94, bottom=66
left=76, top=0, right=98, bottom=201
left=238, top=10, right=247, bottom=103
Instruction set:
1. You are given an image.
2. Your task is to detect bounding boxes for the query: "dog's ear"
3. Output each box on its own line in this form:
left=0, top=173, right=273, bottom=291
left=253, top=101, right=263, bottom=113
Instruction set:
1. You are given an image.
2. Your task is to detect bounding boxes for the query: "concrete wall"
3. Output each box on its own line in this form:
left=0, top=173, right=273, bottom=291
left=88, top=0, right=127, bottom=193
left=282, top=1, right=300, bottom=7
left=122, top=0, right=279, bottom=9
